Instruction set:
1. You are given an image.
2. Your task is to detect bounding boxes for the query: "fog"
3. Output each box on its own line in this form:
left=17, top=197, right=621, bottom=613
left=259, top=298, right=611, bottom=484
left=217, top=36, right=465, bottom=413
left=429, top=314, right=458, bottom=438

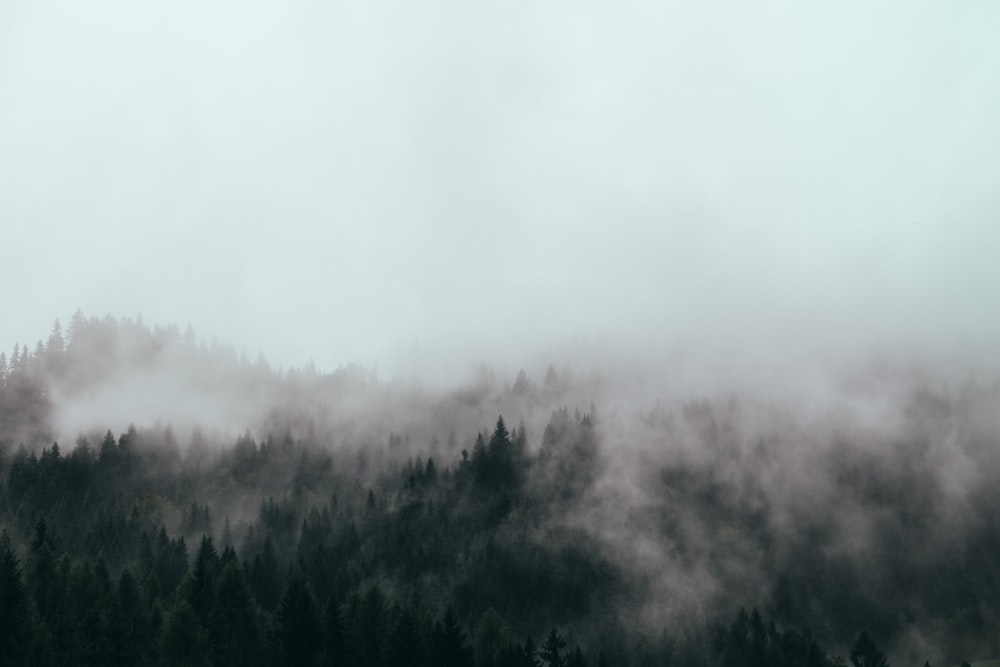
left=2, top=1, right=999, bottom=376
left=2, top=7, right=1000, bottom=662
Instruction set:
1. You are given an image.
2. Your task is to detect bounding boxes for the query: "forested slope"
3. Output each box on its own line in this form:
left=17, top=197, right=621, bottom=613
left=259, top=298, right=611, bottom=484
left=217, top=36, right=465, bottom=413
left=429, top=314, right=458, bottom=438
left=1, top=313, right=997, bottom=666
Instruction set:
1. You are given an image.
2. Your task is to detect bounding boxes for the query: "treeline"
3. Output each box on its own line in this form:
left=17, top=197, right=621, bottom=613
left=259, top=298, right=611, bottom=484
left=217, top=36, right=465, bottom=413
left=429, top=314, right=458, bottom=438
left=1, top=419, right=867, bottom=667
left=2, top=314, right=999, bottom=665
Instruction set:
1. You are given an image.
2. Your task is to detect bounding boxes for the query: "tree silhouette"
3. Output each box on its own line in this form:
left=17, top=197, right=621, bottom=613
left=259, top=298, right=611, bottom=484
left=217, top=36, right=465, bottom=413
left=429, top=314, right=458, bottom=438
left=431, top=606, right=474, bottom=667
left=324, top=593, right=347, bottom=666
left=385, top=604, right=424, bottom=667
left=474, top=607, right=511, bottom=667
left=209, top=561, right=259, bottom=667
left=0, top=531, right=32, bottom=665
left=541, top=627, right=567, bottom=667
left=849, top=631, right=889, bottom=667
left=273, top=575, right=322, bottom=666
left=159, top=598, right=210, bottom=667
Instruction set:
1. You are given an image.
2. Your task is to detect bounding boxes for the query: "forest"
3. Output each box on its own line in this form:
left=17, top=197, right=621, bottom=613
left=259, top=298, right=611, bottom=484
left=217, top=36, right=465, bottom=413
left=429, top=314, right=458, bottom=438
left=0, top=312, right=998, bottom=666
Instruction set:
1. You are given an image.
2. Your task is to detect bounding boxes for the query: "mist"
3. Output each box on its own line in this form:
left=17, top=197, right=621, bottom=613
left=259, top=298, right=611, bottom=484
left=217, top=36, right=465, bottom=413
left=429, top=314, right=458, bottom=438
left=2, top=2, right=1000, bottom=665
left=2, top=1, right=999, bottom=376
left=4, top=312, right=1000, bottom=664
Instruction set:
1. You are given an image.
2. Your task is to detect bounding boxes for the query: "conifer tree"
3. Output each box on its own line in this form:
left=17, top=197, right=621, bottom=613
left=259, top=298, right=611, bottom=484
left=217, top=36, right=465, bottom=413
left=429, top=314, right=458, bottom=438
left=0, top=530, right=32, bottom=665
left=849, top=631, right=889, bottom=667
left=325, top=593, right=347, bottom=666
left=210, top=561, right=259, bottom=667
left=273, top=575, right=322, bottom=667
left=431, top=607, right=474, bottom=667
left=541, top=627, right=567, bottom=667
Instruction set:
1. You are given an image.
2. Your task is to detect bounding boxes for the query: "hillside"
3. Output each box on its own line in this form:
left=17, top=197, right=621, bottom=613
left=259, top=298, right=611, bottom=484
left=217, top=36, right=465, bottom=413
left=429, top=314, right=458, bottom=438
left=1, top=314, right=998, bottom=666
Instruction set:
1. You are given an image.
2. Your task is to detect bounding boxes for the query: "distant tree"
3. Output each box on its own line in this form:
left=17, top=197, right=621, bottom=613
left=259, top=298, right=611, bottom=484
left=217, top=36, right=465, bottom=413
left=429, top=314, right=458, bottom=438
left=430, top=607, right=474, bottom=667
left=45, top=319, right=65, bottom=373
left=0, top=530, right=32, bottom=665
left=99, top=429, right=118, bottom=466
left=209, top=562, right=259, bottom=667
left=567, top=645, right=588, bottom=667
left=543, top=365, right=559, bottom=394
left=849, top=631, right=889, bottom=667
left=111, top=567, right=149, bottom=667
left=385, top=605, right=424, bottom=667
left=540, top=628, right=567, bottom=667
left=351, top=585, right=389, bottom=667
left=190, top=535, right=220, bottom=619
left=471, top=433, right=489, bottom=485
left=512, top=369, right=534, bottom=395
left=273, top=575, right=322, bottom=666
left=154, top=528, right=189, bottom=597
left=324, top=593, right=347, bottom=666
left=248, top=538, right=281, bottom=611
left=159, top=598, right=210, bottom=667
left=489, top=416, right=510, bottom=452
left=27, top=519, right=59, bottom=626
left=522, top=636, right=542, bottom=667
left=474, top=607, right=511, bottom=667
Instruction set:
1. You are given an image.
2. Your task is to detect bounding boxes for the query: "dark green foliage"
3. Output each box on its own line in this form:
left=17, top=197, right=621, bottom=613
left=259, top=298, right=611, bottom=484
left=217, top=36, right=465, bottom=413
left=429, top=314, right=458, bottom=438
left=474, top=607, right=511, bottom=667
left=349, top=585, right=389, bottom=667
left=159, top=598, right=210, bottom=667
left=522, top=636, right=542, bottom=667
left=566, top=645, right=587, bottom=667
left=324, top=593, right=347, bottom=665
left=273, top=575, right=322, bottom=667
left=191, top=535, right=221, bottom=619
left=209, top=562, right=258, bottom=667
left=4, top=315, right=1000, bottom=666
left=711, top=607, right=843, bottom=667
left=385, top=604, right=424, bottom=667
left=849, top=631, right=889, bottom=667
left=431, top=607, right=474, bottom=667
left=110, top=567, right=149, bottom=667
left=247, top=538, right=281, bottom=612
left=0, top=530, right=32, bottom=665
left=540, top=627, right=567, bottom=667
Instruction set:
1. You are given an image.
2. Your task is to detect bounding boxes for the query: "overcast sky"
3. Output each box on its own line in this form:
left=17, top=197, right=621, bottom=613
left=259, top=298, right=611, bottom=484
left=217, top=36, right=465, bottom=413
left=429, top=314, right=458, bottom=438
left=2, top=1, right=998, bottom=377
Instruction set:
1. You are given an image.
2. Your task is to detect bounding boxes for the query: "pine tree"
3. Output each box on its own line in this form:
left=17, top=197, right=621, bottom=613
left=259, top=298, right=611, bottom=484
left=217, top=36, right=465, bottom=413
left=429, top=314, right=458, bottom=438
left=210, top=562, right=259, bottom=667
left=849, top=631, right=889, bottom=667
left=522, top=636, right=542, bottom=667
left=351, top=585, right=389, bottom=667
left=0, top=530, right=32, bottom=665
left=541, top=627, right=567, bottom=667
left=273, top=575, right=322, bottom=666
left=324, top=593, right=347, bottom=666
left=112, top=567, right=149, bottom=667
left=190, top=535, right=220, bottom=620
left=385, top=605, right=424, bottom=667
left=474, top=607, right=510, bottom=667
left=567, top=645, right=588, bottom=667
left=431, top=606, right=474, bottom=667
left=159, top=598, right=211, bottom=667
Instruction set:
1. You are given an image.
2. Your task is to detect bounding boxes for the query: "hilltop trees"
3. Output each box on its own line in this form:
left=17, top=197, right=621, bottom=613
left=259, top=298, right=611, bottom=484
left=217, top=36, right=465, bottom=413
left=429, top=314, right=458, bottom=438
left=4, top=314, right=1000, bottom=667
left=471, top=416, right=529, bottom=491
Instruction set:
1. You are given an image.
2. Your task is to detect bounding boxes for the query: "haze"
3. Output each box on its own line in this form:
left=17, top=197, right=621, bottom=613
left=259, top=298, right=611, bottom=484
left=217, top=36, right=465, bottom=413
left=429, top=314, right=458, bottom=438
left=2, top=1, right=998, bottom=376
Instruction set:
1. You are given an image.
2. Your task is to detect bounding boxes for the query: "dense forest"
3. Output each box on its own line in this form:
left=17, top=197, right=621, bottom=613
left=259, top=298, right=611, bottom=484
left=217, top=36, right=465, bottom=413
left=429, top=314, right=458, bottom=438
left=1, top=313, right=998, bottom=666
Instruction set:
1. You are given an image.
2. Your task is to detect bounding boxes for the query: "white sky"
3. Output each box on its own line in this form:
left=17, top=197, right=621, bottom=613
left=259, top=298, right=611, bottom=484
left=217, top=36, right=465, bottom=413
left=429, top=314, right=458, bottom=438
left=2, top=1, right=998, bottom=376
